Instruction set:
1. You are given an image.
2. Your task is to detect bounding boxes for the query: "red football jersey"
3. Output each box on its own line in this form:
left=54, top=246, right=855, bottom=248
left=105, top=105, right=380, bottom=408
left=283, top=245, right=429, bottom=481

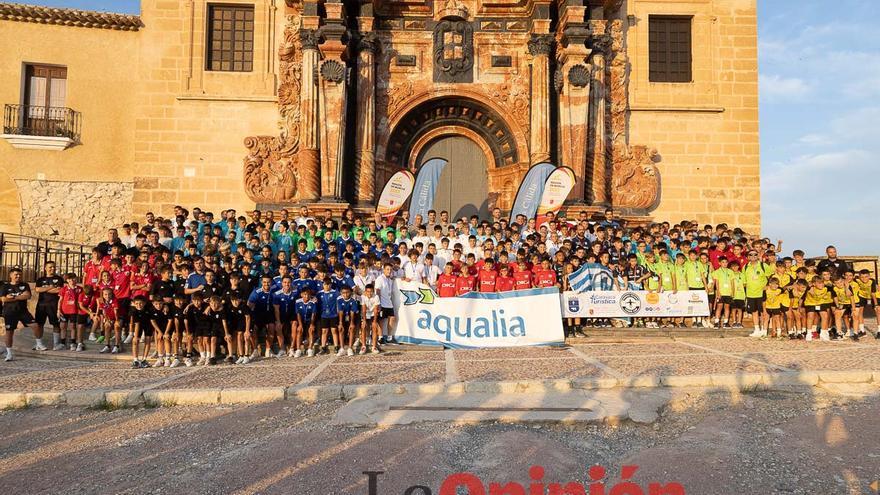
left=59, top=285, right=82, bottom=315
left=478, top=270, right=497, bottom=293
left=112, top=270, right=131, bottom=299
left=454, top=275, right=475, bottom=296
left=513, top=270, right=533, bottom=290
left=496, top=276, right=515, bottom=292
left=437, top=274, right=458, bottom=298
left=533, top=269, right=557, bottom=288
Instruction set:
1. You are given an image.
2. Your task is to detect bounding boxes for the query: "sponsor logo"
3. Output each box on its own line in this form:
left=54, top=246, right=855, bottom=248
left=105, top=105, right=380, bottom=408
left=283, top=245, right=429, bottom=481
left=645, top=292, right=661, bottom=305
left=620, top=292, right=642, bottom=315
left=417, top=309, right=526, bottom=340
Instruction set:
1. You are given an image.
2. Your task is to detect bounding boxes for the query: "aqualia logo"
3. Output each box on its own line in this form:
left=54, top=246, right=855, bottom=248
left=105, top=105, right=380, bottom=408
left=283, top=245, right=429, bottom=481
left=417, top=309, right=526, bottom=341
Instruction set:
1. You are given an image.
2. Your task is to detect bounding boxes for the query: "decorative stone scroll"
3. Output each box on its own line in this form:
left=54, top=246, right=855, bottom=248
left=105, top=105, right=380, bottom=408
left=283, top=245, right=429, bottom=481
left=243, top=12, right=305, bottom=203
left=605, top=17, right=661, bottom=212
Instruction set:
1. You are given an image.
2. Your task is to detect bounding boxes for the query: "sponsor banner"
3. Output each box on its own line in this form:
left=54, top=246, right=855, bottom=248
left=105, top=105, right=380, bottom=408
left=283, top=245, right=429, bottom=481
left=537, top=166, right=576, bottom=215
left=562, top=290, right=711, bottom=318
left=393, top=281, right=565, bottom=348
left=376, top=170, right=415, bottom=222
left=408, top=157, right=448, bottom=225
left=509, top=162, right=555, bottom=222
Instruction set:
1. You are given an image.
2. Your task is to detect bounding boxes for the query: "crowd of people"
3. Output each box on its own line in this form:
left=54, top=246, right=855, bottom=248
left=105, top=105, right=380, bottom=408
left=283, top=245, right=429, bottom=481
left=1, top=204, right=877, bottom=366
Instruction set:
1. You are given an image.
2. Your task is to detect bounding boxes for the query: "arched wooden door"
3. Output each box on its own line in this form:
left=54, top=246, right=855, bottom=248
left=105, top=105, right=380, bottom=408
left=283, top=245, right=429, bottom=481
left=416, top=136, right=489, bottom=220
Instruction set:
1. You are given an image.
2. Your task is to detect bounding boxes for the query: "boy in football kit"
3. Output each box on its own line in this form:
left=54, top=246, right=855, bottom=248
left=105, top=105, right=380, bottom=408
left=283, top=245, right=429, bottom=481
left=34, top=261, right=64, bottom=350
left=128, top=296, right=155, bottom=368
left=273, top=276, right=297, bottom=358
left=58, top=273, right=85, bottom=351
left=96, top=287, right=121, bottom=354
left=317, top=278, right=340, bottom=355
left=228, top=295, right=253, bottom=364
left=149, top=295, right=174, bottom=367
left=203, top=296, right=228, bottom=365
left=360, top=284, right=381, bottom=354
left=294, top=287, right=318, bottom=357
left=337, top=285, right=360, bottom=356
left=0, top=268, right=38, bottom=361
left=248, top=275, right=276, bottom=358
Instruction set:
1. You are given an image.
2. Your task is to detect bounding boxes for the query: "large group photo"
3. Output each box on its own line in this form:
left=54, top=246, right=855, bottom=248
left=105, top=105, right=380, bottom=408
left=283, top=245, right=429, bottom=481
left=1, top=0, right=879, bottom=493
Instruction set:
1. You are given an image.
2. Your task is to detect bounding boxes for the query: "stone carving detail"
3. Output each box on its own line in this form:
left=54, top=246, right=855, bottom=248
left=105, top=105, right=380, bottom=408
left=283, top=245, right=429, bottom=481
left=527, top=34, right=553, bottom=56
left=433, top=18, right=474, bottom=83
left=243, top=12, right=306, bottom=203
left=612, top=146, right=659, bottom=210
left=358, top=32, right=378, bottom=53
left=553, top=68, right=564, bottom=93
left=300, top=28, right=321, bottom=50
left=606, top=18, right=661, bottom=211
left=568, top=64, right=589, bottom=88
left=381, top=80, right=414, bottom=117
left=489, top=71, right=530, bottom=133
left=320, top=60, right=345, bottom=83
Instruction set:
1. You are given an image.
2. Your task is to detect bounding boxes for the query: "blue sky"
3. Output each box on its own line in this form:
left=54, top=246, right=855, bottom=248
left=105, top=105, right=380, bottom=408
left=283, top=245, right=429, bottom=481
left=17, top=1, right=880, bottom=256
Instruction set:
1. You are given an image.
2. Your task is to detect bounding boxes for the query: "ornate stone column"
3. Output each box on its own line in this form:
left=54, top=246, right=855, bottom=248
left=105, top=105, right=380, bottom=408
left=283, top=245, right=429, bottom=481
left=556, top=4, right=591, bottom=201
left=298, top=28, right=321, bottom=201
left=356, top=32, right=377, bottom=203
left=588, top=19, right=609, bottom=205
left=318, top=1, right=348, bottom=200
left=527, top=34, right=553, bottom=165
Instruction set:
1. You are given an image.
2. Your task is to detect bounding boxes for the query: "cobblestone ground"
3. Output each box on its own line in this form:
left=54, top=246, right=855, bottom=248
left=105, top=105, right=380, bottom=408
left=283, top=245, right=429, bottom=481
left=0, top=334, right=878, bottom=393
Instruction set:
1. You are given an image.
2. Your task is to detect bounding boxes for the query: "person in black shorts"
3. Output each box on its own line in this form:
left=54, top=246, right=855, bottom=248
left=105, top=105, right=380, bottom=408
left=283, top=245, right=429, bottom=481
left=228, top=295, right=253, bottom=364
left=149, top=295, right=173, bottom=367
left=203, top=295, right=227, bottom=365
left=317, top=278, right=340, bottom=355
left=34, top=261, right=64, bottom=351
left=128, top=296, right=155, bottom=368
left=168, top=293, right=188, bottom=367
left=248, top=276, right=275, bottom=359
left=1, top=268, right=38, bottom=361
left=152, top=266, right=177, bottom=305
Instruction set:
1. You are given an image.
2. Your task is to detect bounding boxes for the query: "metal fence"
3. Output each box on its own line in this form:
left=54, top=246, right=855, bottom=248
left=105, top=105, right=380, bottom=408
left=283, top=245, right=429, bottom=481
left=0, top=232, right=91, bottom=282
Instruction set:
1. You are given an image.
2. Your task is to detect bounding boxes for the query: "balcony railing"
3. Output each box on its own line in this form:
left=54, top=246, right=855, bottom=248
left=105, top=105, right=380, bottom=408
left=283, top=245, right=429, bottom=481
left=3, top=104, right=81, bottom=142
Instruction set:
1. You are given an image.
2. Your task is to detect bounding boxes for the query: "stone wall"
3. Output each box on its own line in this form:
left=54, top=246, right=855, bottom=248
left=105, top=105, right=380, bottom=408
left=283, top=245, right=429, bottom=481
left=15, top=180, right=133, bottom=245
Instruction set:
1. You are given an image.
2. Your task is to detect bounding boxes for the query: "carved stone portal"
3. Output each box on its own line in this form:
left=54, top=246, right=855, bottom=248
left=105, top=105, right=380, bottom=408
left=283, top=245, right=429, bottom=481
left=433, top=18, right=474, bottom=83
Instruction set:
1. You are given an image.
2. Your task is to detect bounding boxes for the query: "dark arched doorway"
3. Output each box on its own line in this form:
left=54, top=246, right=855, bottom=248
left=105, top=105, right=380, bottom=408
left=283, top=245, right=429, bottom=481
left=417, top=136, right=489, bottom=220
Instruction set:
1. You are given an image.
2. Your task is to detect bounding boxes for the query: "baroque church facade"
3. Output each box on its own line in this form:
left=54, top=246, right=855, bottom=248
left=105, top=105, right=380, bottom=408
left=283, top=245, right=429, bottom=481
left=0, top=0, right=759, bottom=242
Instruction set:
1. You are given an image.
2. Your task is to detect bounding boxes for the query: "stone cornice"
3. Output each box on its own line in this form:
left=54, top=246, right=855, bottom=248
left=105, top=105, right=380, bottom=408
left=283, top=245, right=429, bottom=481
left=0, top=2, right=143, bottom=31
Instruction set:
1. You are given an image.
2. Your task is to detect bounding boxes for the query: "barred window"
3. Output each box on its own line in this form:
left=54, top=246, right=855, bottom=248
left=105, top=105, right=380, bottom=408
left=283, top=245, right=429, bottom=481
left=207, top=4, right=254, bottom=72
left=648, top=15, right=692, bottom=83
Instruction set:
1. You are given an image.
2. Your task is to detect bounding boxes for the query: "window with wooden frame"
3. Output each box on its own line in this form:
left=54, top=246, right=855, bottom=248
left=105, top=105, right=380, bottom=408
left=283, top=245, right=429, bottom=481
left=648, top=15, right=693, bottom=83
left=206, top=4, right=255, bottom=72
left=23, top=64, right=67, bottom=117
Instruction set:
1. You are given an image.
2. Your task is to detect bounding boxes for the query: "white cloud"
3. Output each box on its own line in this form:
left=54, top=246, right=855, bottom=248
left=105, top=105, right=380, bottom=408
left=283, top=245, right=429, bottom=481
left=759, top=74, right=811, bottom=102
left=797, top=133, right=834, bottom=147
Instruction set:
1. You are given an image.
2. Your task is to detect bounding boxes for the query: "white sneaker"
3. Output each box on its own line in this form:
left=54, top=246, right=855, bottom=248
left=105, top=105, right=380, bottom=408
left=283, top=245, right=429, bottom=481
left=346, top=348, right=354, bottom=356
left=197, top=355, right=206, bottom=366
left=293, top=349, right=303, bottom=358
left=123, top=334, right=133, bottom=344
left=306, top=348, right=315, bottom=357
left=806, top=331, right=814, bottom=342
left=34, top=342, right=48, bottom=351
left=153, top=358, right=164, bottom=368
left=76, top=343, right=84, bottom=352
left=100, top=345, right=110, bottom=353
left=749, top=329, right=762, bottom=338
left=820, top=330, right=830, bottom=342
left=264, top=348, right=272, bottom=358
left=170, top=358, right=181, bottom=368
left=241, top=356, right=250, bottom=365
left=336, top=348, right=346, bottom=357
left=287, top=348, right=296, bottom=357
left=276, top=350, right=286, bottom=358
left=250, top=349, right=260, bottom=360
left=88, top=333, right=97, bottom=342
left=111, top=346, right=120, bottom=354
left=4, top=353, right=12, bottom=362
left=235, top=356, right=244, bottom=364
left=164, top=357, right=171, bottom=367
left=184, top=357, right=193, bottom=367
left=358, top=347, right=367, bottom=355
left=52, top=343, right=65, bottom=351
left=371, top=346, right=380, bottom=354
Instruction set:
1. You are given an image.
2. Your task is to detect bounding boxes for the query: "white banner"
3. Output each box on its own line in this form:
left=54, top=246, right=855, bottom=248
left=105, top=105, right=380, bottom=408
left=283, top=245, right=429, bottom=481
left=376, top=170, right=415, bottom=220
left=393, top=282, right=565, bottom=348
left=562, top=290, right=711, bottom=318
left=537, top=166, right=576, bottom=215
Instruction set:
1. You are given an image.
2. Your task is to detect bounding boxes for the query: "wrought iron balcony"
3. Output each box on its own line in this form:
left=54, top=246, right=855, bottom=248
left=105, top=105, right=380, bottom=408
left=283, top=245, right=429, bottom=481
left=3, top=104, right=81, bottom=142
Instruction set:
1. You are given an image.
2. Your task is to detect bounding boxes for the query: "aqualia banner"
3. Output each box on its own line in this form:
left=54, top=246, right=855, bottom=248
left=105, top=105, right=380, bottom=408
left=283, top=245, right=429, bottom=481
left=561, top=290, right=712, bottom=318
left=393, top=281, right=565, bottom=348
left=408, top=157, right=448, bottom=224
